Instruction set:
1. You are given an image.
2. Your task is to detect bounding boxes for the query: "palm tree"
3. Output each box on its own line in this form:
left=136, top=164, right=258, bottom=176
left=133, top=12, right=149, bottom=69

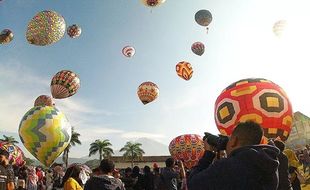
left=89, top=139, right=114, bottom=161
left=62, top=128, right=81, bottom=168
left=120, top=142, right=145, bottom=168
left=0, top=135, right=19, bottom=144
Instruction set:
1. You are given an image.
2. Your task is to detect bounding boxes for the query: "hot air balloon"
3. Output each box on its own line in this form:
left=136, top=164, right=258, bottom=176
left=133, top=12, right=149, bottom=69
left=195, top=10, right=212, bottom=30
left=67, top=24, right=82, bottom=38
left=50, top=70, right=80, bottom=99
left=34, top=95, right=55, bottom=107
left=26, top=10, right=66, bottom=46
left=214, top=78, right=293, bottom=141
left=141, top=0, right=166, bottom=7
left=122, top=46, right=135, bottom=58
left=19, top=106, right=72, bottom=167
left=176, top=61, right=193, bottom=81
left=137, top=82, right=159, bottom=105
left=273, top=20, right=287, bottom=37
left=169, top=134, right=204, bottom=169
left=0, top=29, right=14, bottom=44
left=0, top=142, right=24, bottom=166
left=191, top=42, right=205, bottom=56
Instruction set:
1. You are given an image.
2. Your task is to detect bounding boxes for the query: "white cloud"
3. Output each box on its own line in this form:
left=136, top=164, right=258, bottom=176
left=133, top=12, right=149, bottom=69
left=121, top=131, right=165, bottom=139
left=77, top=126, right=124, bottom=142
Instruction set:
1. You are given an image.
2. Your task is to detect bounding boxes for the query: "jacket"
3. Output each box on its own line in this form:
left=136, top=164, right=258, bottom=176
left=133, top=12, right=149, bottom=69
left=188, top=145, right=280, bottom=190
left=84, top=175, right=124, bottom=190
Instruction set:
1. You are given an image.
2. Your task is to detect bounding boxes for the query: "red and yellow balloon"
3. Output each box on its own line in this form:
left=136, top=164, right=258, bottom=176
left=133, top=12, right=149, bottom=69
left=214, top=78, right=293, bottom=141
left=50, top=70, right=80, bottom=99
left=169, top=134, right=204, bottom=169
left=0, top=142, right=24, bottom=166
left=137, top=82, right=159, bottom=105
left=176, top=61, right=193, bottom=81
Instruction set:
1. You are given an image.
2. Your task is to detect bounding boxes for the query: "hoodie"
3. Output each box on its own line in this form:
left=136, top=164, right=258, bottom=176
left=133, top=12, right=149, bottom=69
left=84, top=175, right=124, bottom=190
left=188, top=145, right=280, bottom=190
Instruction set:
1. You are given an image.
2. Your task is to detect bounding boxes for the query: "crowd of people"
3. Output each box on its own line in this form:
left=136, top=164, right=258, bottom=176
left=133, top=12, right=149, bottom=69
left=1, top=121, right=310, bottom=190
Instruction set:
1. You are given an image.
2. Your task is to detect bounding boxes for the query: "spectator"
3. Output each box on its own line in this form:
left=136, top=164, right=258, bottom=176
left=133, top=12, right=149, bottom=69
left=27, top=166, right=38, bottom=190
left=143, top=166, right=154, bottom=190
left=62, top=165, right=83, bottom=190
left=284, top=149, right=302, bottom=190
left=188, top=121, right=280, bottom=190
left=132, top=166, right=144, bottom=190
left=0, top=149, right=15, bottom=190
left=161, top=158, right=185, bottom=190
left=121, top=167, right=135, bottom=190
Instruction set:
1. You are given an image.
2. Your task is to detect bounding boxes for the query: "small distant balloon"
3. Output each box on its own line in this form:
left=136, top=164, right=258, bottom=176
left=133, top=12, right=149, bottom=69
left=191, top=42, right=205, bottom=56
left=273, top=20, right=287, bottom=37
left=34, top=95, right=55, bottom=107
left=195, top=10, right=212, bottom=27
left=0, top=29, right=14, bottom=44
left=141, top=0, right=166, bottom=7
left=122, top=46, right=135, bottom=58
left=176, top=61, right=193, bottom=81
left=50, top=70, right=80, bottom=99
left=67, top=24, right=82, bottom=38
left=137, top=82, right=159, bottom=105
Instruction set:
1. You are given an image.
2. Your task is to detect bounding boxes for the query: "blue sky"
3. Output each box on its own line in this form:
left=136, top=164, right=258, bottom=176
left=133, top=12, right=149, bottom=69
left=1, top=0, right=310, bottom=159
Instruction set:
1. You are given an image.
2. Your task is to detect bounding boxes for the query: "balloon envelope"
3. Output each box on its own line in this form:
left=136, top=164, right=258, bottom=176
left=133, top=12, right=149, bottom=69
left=191, top=42, right=205, bottom=56
left=26, top=10, right=66, bottom=46
left=0, top=142, right=24, bottom=166
left=122, top=46, right=135, bottom=57
left=137, top=82, right=159, bottom=105
left=0, top=29, right=14, bottom=44
left=176, top=61, right=193, bottom=81
left=67, top=24, right=82, bottom=38
left=141, top=0, right=166, bottom=7
left=195, top=10, right=212, bottom=27
left=273, top=20, right=287, bottom=37
left=51, top=70, right=80, bottom=99
left=169, top=134, right=204, bottom=169
left=34, top=95, right=55, bottom=107
left=19, top=106, right=72, bottom=167
left=214, top=78, right=293, bottom=141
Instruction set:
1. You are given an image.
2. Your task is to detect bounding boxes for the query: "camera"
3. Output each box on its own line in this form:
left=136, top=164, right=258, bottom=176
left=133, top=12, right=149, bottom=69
left=203, top=132, right=229, bottom=151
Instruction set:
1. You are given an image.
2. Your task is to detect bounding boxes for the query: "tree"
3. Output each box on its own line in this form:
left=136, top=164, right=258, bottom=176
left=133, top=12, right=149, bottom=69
left=62, top=128, right=82, bottom=168
left=120, top=142, right=145, bottom=168
left=0, top=135, right=19, bottom=144
left=89, top=139, right=114, bottom=161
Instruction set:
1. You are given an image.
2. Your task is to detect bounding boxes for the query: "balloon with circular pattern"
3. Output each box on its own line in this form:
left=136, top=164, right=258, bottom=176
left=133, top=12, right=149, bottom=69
left=67, top=24, right=82, bottom=38
left=137, top=82, right=159, bottom=105
left=34, top=95, right=55, bottom=107
left=26, top=10, right=66, bottom=46
left=122, top=46, right=135, bottom=58
left=0, top=142, right=24, bottom=166
left=19, top=106, right=72, bottom=167
left=214, top=78, right=293, bottom=141
left=176, top=61, right=193, bottom=81
left=195, top=10, right=212, bottom=27
left=191, top=42, right=205, bottom=56
left=51, top=70, right=80, bottom=99
left=0, top=29, right=14, bottom=44
left=169, top=134, right=205, bottom=169
left=141, top=0, right=166, bottom=7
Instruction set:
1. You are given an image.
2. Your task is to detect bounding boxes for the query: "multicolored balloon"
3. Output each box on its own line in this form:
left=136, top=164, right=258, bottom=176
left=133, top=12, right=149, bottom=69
left=34, top=95, right=55, bottom=107
left=122, top=46, right=135, bottom=58
left=0, top=142, right=24, bottom=166
left=273, top=20, right=287, bottom=37
left=169, top=134, right=204, bottom=169
left=19, top=106, right=72, bottom=167
left=137, top=82, right=159, bottom=105
left=141, top=0, right=166, bottom=7
left=214, top=78, right=293, bottom=141
left=195, top=10, right=213, bottom=27
left=0, top=29, right=14, bottom=44
left=176, top=61, right=193, bottom=81
left=67, top=24, right=82, bottom=38
left=50, top=70, right=80, bottom=99
left=26, top=10, right=66, bottom=46
left=191, top=42, right=205, bottom=56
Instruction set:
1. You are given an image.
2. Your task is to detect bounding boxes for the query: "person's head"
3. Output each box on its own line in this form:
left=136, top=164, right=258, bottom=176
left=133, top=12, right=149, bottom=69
left=99, top=159, right=115, bottom=175
left=274, top=140, right=285, bottom=152
left=62, top=165, right=82, bottom=187
left=226, top=121, right=263, bottom=155
left=306, top=145, right=309, bottom=150
left=132, top=166, right=140, bottom=176
left=143, top=166, right=151, bottom=174
left=0, top=149, right=9, bottom=166
left=92, top=167, right=101, bottom=176
left=153, top=167, right=160, bottom=174
left=113, top=169, right=120, bottom=179
left=125, top=167, right=132, bottom=176
left=165, top=158, right=175, bottom=168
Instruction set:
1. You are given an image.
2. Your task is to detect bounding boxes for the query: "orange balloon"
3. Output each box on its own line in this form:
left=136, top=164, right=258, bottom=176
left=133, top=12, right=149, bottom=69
left=176, top=61, right=193, bottom=81
left=137, top=82, right=159, bottom=105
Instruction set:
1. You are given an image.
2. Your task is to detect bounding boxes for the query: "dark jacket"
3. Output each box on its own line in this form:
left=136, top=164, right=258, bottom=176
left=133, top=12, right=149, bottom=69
left=188, top=145, right=280, bottom=190
left=277, top=152, right=292, bottom=190
left=84, top=175, right=124, bottom=190
left=161, top=167, right=179, bottom=190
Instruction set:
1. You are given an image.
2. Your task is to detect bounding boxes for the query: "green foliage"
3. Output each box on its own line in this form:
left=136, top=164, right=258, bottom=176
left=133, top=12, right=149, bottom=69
left=89, top=139, right=114, bottom=161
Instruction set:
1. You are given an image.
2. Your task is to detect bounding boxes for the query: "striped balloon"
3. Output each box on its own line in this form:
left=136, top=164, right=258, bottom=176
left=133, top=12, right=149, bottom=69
left=51, top=70, right=80, bottom=99
left=19, top=106, right=71, bottom=167
left=122, top=46, right=135, bottom=57
left=191, top=42, right=205, bottom=56
left=176, top=61, right=193, bottom=81
left=34, top=95, right=54, bottom=107
left=137, top=82, right=159, bottom=105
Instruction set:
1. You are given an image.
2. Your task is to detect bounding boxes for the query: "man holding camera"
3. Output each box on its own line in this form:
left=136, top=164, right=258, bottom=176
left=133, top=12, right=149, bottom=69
left=188, top=121, right=280, bottom=190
